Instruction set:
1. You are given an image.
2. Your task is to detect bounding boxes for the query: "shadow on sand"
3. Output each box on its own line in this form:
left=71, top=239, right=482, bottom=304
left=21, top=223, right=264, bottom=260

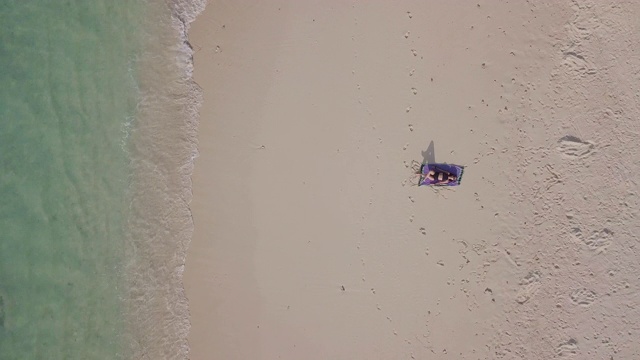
left=421, top=140, right=435, bottom=164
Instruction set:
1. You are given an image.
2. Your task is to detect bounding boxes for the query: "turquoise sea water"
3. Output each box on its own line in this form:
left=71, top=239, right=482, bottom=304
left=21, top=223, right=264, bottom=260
left=0, top=1, right=203, bottom=359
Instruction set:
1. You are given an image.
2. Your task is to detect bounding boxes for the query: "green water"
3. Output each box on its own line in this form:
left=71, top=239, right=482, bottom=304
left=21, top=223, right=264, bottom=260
left=0, top=1, right=143, bottom=358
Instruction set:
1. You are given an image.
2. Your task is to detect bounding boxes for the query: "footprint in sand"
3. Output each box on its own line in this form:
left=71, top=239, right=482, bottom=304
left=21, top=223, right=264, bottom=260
left=583, top=229, right=613, bottom=253
left=555, top=338, right=578, bottom=357
left=515, top=270, right=541, bottom=304
left=410, top=160, right=421, bottom=173
left=556, top=135, right=595, bottom=159
left=570, top=227, right=582, bottom=238
left=569, top=288, right=596, bottom=306
left=411, top=88, right=418, bottom=95
left=571, top=227, right=612, bottom=253
left=562, top=51, right=597, bottom=77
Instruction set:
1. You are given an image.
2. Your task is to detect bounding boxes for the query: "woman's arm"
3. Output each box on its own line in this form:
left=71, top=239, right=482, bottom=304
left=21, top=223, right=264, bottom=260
left=433, top=166, right=451, bottom=175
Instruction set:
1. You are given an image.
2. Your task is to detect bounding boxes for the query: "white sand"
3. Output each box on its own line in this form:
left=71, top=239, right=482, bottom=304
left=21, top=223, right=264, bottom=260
left=184, top=1, right=640, bottom=359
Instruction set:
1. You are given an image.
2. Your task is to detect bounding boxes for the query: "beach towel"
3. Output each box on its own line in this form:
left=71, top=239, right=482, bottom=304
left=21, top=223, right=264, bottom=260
left=419, top=163, right=464, bottom=186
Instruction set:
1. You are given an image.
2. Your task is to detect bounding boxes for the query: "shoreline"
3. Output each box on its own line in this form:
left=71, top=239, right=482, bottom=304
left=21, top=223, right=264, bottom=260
left=120, top=0, right=205, bottom=358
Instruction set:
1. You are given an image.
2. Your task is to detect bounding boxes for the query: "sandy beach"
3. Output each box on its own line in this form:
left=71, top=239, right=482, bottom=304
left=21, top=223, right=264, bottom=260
left=184, top=1, right=640, bottom=359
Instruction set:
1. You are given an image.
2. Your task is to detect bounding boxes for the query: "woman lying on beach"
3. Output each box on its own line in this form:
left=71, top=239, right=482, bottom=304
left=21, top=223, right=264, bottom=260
left=409, top=161, right=463, bottom=186
left=424, top=169, right=458, bottom=185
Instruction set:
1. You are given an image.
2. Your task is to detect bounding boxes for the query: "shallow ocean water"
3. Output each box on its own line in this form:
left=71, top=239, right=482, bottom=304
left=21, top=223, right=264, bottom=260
left=0, top=1, right=203, bottom=358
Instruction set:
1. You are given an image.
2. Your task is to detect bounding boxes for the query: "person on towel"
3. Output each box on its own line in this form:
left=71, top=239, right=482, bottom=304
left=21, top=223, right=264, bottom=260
left=425, top=168, right=458, bottom=184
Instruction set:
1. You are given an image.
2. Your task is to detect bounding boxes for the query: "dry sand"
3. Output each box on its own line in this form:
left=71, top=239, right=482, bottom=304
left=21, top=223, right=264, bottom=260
left=184, top=1, right=640, bottom=359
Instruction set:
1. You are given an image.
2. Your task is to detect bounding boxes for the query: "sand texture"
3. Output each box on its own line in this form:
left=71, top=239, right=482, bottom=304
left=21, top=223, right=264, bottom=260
left=184, top=1, right=640, bottom=359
